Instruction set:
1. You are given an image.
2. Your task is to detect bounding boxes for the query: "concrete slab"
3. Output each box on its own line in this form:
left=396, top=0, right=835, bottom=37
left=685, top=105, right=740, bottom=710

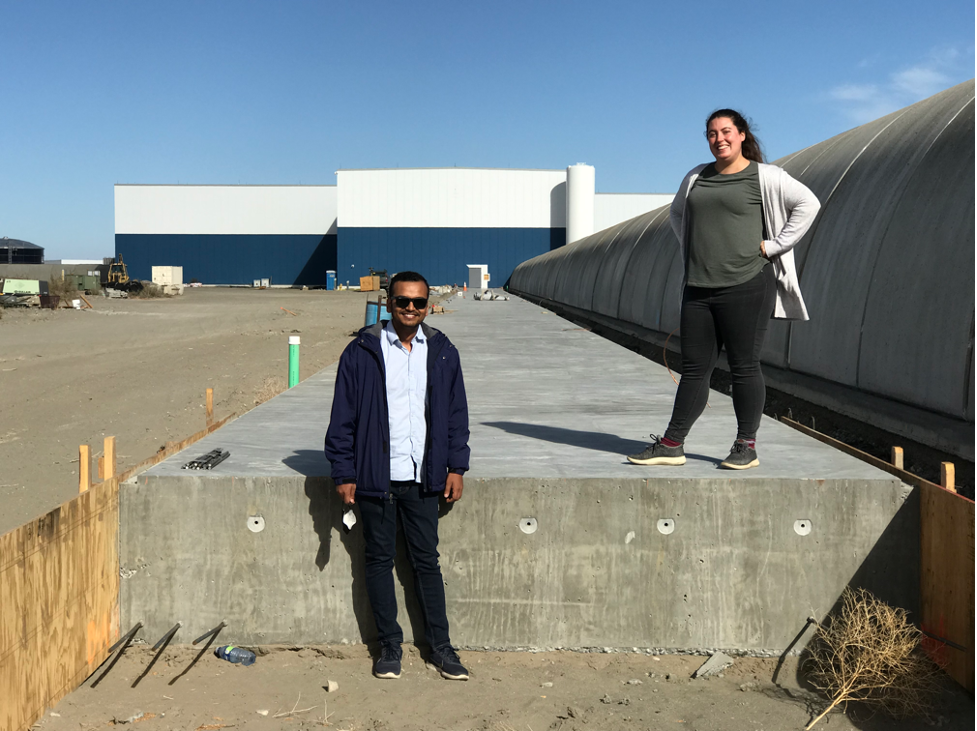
left=125, top=294, right=915, bottom=653
left=147, top=294, right=887, bottom=481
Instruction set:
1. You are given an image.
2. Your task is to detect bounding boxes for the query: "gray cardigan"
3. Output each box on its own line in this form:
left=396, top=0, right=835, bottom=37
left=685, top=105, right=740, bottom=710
left=670, top=162, right=821, bottom=320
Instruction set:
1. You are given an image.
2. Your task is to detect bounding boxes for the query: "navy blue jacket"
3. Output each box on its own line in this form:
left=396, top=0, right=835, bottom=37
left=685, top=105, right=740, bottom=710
left=324, top=322, right=470, bottom=498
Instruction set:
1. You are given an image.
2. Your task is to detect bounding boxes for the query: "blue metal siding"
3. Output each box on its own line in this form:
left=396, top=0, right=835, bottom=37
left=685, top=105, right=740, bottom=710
left=336, top=227, right=566, bottom=287
left=115, top=234, right=337, bottom=285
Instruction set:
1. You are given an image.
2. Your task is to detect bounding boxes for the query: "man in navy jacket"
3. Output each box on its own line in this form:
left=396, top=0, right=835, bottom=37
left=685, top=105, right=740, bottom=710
left=325, top=271, right=471, bottom=681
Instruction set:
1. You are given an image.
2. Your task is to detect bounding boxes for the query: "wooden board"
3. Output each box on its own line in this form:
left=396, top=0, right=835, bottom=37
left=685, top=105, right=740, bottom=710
left=920, top=482, right=975, bottom=690
left=0, top=476, right=120, bottom=731
left=0, top=413, right=235, bottom=729
left=779, top=416, right=946, bottom=492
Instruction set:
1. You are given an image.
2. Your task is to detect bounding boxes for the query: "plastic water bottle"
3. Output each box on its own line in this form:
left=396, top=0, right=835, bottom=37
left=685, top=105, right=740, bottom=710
left=214, top=645, right=256, bottom=666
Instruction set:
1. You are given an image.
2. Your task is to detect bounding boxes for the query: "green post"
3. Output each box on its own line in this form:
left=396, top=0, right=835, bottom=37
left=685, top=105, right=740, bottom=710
left=288, top=335, right=300, bottom=388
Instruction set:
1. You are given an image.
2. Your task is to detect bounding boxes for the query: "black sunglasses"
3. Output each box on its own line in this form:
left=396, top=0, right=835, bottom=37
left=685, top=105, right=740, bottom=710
left=392, top=296, right=428, bottom=310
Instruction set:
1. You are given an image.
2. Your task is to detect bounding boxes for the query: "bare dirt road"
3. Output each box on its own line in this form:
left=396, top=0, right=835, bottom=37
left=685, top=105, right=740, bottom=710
left=0, top=287, right=370, bottom=535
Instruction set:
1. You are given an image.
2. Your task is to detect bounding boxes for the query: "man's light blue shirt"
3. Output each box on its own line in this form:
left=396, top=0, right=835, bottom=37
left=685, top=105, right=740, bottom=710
left=380, top=320, right=428, bottom=483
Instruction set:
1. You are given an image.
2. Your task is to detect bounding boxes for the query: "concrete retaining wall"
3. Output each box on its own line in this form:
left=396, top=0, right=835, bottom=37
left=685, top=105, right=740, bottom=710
left=120, top=474, right=916, bottom=653
left=510, top=81, right=975, bottom=458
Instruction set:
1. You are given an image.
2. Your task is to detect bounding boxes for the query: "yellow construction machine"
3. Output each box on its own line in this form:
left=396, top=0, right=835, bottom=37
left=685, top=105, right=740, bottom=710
left=106, top=255, right=130, bottom=287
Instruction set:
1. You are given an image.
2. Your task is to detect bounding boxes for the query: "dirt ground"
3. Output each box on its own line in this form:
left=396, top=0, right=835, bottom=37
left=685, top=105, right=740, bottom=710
left=0, top=287, right=371, bottom=536
left=37, top=644, right=972, bottom=731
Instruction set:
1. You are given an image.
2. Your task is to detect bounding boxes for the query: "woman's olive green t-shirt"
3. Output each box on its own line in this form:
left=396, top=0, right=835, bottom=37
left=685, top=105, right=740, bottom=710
left=685, top=161, right=767, bottom=288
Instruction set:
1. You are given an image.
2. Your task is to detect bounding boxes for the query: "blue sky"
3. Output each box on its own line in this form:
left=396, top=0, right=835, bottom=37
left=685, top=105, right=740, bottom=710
left=1, top=0, right=973, bottom=259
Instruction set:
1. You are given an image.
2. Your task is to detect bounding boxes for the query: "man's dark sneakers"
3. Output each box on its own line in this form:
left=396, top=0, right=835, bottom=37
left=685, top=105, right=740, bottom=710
left=429, top=645, right=469, bottom=680
left=720, top=440, right=759, bottom=470
left=373, top=643, right=402, bottom=679
left=627, top=435, right=686, bottom=465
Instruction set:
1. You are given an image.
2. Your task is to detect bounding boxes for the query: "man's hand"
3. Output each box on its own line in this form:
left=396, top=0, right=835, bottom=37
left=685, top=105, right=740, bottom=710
left=337, top=482, right=356, bottom=505
left=444, top=473, right=464, bottom=503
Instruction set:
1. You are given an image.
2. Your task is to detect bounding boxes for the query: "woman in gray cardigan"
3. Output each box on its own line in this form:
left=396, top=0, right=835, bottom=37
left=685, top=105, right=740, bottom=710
left=628, top=109, right=820, bottom=469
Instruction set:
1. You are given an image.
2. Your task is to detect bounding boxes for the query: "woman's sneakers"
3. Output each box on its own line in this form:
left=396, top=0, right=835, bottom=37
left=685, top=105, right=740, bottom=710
left=629, top=436, right=760, bottom=469
left=627, top=435, right=686, bottom=466
left=720, top=439, right=759, bottom=470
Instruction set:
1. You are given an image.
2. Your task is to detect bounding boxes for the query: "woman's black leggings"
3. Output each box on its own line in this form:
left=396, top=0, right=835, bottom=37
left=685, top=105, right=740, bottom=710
left=664, top=265, right=777, bottom=443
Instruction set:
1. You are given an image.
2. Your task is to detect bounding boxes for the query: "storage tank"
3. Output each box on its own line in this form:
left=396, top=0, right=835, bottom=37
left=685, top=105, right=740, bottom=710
left=566, top=164, right=595, bottom=245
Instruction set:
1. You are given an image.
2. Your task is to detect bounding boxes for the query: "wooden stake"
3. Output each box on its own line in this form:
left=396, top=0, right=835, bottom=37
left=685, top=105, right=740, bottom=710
left=97, top=457, right=104, bottom=480
left=79, top=445, right=91, bottom=494
left=206, top=388, right=214, bottom=426
left=79, top=294, right=93, bottom=309
left=941, top=462, right=956, bottom=493
left=891, top=446, right=904, bottom=470
left=104, top=436, right=116, bottom=480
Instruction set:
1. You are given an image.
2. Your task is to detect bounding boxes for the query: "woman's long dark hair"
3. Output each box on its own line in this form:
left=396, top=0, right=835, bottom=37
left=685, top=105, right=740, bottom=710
left=706, top=109, right=765, bottom=163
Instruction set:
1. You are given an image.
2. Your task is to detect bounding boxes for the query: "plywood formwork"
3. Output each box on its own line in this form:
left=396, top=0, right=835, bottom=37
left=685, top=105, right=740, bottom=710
left=920, top=483, right=975, bottom=690
left=0, top=476, right=120, bottom=731
left=0, top=412, right=235, bottom=730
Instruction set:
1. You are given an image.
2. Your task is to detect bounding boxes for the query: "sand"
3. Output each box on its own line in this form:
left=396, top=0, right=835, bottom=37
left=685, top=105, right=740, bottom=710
left=0, top=286, right=369, bottom=535
left=36, top=644, right=972, bottom=731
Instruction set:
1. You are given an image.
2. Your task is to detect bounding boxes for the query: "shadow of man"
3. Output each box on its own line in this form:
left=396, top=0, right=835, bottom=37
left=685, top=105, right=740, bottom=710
left=289, top=450, right=440, bottom=657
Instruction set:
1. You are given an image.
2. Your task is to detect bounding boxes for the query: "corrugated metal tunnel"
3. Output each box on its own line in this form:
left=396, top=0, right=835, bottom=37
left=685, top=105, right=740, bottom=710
left=510, top=80, right=975, bottom=459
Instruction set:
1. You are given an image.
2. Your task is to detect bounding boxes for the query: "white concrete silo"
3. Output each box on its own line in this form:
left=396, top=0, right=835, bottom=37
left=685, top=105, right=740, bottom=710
left=566, top=163, right=595, bottom=245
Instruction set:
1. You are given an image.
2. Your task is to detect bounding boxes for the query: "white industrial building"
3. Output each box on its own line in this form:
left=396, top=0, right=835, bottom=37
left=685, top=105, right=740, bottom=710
left=114, top=165, right=673, bottom=287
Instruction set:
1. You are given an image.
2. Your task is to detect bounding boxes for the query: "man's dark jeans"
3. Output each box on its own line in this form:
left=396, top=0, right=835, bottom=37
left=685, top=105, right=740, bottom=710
left=359, top=480, right=450, bottom=650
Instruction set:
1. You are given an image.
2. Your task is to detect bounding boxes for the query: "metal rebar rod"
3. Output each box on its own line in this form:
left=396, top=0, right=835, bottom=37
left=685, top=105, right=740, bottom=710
left=107, top=622, right=143, bottom=655
left=92, top=622, right=143, bottom=688
left=152, top=621, right=183, bottom=651
left=921, top=628, right=967, bottom=652
left=192, top=620, right=227, bottom=646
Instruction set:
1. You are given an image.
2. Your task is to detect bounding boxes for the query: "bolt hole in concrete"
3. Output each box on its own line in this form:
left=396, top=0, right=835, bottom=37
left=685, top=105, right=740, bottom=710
left=519, top=517, right=538, bottom=534
left=793, top=519, right=812, bottom=536
left=247, top=515, right=265, bottom=533
left=657, top=519, right=675, bottom=535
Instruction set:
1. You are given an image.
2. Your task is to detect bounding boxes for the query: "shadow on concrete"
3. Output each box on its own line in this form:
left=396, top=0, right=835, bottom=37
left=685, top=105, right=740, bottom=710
left=782, top=489, right=924, bottom=730
left=481, top=420, right=723, bottom=465
left=481, top=420, right=648, bottom=454
left=283, top=449, right=331, bottom=478
left=845, top=488, right=920, bottom=616
left=301, top=475, right=432, bottom=654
